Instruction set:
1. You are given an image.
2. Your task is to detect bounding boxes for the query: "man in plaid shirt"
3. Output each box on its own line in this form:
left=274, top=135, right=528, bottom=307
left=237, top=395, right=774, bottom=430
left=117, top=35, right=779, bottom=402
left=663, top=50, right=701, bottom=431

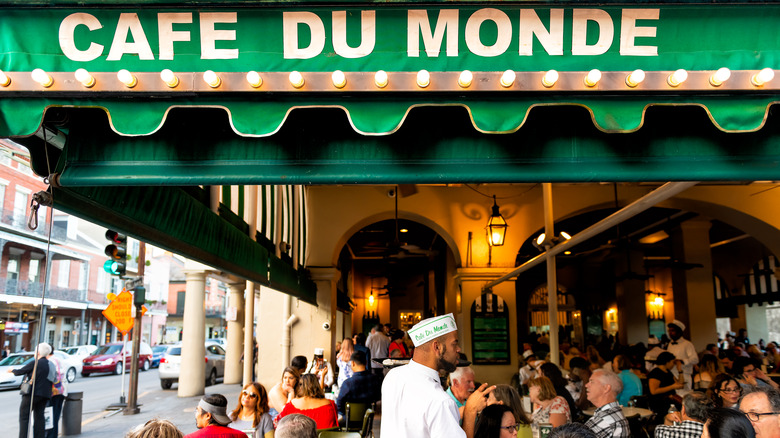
left=584, top=369, right=630, bottom=438
left=654, top=392, right=712, bottom=438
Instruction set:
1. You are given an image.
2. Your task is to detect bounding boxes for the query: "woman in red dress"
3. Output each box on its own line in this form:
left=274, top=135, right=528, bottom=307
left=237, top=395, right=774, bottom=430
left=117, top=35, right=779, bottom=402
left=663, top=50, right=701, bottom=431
left=275, top=373, right=338, bottom=429
left=388, top=329, right=409, bottom=358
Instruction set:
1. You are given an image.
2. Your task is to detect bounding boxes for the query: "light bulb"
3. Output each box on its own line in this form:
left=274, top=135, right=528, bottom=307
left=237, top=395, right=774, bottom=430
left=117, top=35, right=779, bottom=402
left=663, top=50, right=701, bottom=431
left=458, top=70, right=473, bottom=88
left=542, top=70, right=559, bottom=88
left=374, top=70, right=388, bottom=88
left=752, top=68, right=775, bottom=87
left=625, top=69, right=645, bottom=88
left=203, top=70, right=221, bottom=88
left=160, top=69, right=179, bottom=88
left=416, top=70, right=430, bottom=88
left=31, top=68, right=53, bottom=88
left=75, top=68, right=95, bottom=88
left=0, top=70, right=9, bottom=87
left=500, top=70, right=516, bottom=88
left=289, top=71, right=304, bottom=88
left=117, top=69, right=137, bottom=88
left=560, top=231, right=572, bottom=240
left=246, top=71, right=262, bottom=88
left=332, top=70, right=346, bottom=89
left=709, top=68, right=731, bottom=87
left=667, top=69, right=688, bottom=87
left=584, top=69, right=601, bottom=87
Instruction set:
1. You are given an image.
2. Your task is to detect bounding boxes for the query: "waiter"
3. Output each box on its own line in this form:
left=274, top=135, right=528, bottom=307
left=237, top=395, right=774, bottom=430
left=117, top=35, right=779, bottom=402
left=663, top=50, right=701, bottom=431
left=666, top=320, right=698, bottom=391
left=381, top=313, right=494, bottom=438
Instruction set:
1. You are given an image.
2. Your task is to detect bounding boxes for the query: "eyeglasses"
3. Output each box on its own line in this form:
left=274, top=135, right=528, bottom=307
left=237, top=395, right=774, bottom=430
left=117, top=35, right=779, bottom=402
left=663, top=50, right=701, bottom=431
left=718, top=387, right=742, bottom=393
left=242, top=391, right=258, bottom=399
left=500, top=424, right=520, bottom=432
left=743, top=368, right=757, bottom=373
left=745, top=412, right=780, bottom=422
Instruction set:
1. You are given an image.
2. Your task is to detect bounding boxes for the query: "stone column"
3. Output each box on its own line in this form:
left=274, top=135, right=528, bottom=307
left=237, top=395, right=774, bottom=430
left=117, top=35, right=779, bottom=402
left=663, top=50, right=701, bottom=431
left=224, top=282, right=245, bottom=384
left=616, top=249, right=650, bottom=346
left=179, top=271, right=207, bottom=397
left=310, top=268, right=340, bottom=365
left=671, top=219, right=718, bottom=350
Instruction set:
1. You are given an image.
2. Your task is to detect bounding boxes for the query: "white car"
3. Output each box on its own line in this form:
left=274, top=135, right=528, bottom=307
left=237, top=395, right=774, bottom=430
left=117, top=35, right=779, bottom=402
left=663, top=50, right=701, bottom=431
left=60, top=345, right=97, bottom=363
left=0, top=353, right=34, bottom=390
left=51, top=350, right=83, bottom=383
left=159, top=342, right=226, bottom=389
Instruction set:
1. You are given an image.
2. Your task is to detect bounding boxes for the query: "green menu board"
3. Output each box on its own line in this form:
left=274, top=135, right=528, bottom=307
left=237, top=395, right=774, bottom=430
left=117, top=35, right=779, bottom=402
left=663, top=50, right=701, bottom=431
left=471, top=292, right=510, bottom=365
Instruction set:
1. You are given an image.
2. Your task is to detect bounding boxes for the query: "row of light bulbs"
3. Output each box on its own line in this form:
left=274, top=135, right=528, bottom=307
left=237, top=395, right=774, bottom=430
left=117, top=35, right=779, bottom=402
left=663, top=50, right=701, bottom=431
left=0, top=67, right=775, bottom=89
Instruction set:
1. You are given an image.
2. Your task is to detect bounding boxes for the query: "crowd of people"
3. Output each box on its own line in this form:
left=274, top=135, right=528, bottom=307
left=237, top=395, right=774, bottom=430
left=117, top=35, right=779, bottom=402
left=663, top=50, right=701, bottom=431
left=11, top=318, right=780, bottom=438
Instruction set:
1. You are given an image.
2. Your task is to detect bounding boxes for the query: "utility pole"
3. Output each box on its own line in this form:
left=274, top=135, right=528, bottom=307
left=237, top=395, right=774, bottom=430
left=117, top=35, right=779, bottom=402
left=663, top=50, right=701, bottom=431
left=124, top=242, right=145, bottom=415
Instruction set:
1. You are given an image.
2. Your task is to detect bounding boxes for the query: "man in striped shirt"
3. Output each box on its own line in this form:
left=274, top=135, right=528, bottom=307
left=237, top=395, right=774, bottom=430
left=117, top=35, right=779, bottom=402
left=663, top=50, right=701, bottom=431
left=654, top=392, right=712, bottom=438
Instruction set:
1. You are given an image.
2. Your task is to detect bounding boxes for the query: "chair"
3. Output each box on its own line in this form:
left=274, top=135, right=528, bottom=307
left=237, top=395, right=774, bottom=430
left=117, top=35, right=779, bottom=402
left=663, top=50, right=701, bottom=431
left=319, top=432, right=361, bottom=438
left=360, top=408, right=375, bottom=438
left=626, top=414, right=650, bottom=438
left=629, top=395, right=650, bottom=409
left=344, top=402, right=372, bottom=432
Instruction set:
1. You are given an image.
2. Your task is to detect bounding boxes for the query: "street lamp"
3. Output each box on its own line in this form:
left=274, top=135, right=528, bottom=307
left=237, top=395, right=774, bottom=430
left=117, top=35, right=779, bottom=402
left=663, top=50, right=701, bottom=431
left=486, top=195, right=508, bottom=247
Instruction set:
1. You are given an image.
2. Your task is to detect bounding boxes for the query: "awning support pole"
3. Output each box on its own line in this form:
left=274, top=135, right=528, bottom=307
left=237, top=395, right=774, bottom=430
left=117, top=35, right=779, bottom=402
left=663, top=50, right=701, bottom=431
left=542, top=183, right=560, bottom=366
left=482, top=181, right=699, bottom=291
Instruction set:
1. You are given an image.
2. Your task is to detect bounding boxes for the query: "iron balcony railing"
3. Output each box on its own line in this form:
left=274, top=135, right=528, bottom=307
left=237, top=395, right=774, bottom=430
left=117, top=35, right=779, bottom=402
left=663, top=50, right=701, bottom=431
left=1, top=278, right=87, bottom=301
left=1, top=212, right=68, bottom=241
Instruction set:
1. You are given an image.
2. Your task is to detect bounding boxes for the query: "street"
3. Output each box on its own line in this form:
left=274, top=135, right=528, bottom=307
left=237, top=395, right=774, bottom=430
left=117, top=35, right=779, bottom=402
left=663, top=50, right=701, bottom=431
left=0, top=368, right=237, bottom=437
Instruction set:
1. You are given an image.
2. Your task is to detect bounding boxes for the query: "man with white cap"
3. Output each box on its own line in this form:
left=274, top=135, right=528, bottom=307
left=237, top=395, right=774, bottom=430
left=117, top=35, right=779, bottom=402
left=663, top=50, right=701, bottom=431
left=519, top=350, right=541, bottom=386
left=185, top=394, right=247, bottom=438
left=666, top=320, right=698, bottom=391
left=381, top=313, right=494, bottom=438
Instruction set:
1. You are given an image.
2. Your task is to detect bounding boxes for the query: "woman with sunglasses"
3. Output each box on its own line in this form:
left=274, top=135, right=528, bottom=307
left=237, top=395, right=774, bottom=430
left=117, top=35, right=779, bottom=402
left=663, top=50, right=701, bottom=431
left=229, top=382, right=274, bottom=438
left=707, top=374, right=742, bottom=408
left=474, top=404, right=520, bottom=438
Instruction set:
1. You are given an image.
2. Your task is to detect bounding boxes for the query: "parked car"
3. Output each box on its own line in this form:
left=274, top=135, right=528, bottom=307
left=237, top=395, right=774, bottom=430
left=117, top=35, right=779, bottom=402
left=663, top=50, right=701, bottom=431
left=151, top=345, right=168, bottom=368
left=81, top=342, right=153, bottom=377
left=60, top=345, right=98, bottom=363
left=51, top=350, right=82, bottom=383
left=0, top=353, right=34, bottom=390
left=159, top=342, right=226, bottom=389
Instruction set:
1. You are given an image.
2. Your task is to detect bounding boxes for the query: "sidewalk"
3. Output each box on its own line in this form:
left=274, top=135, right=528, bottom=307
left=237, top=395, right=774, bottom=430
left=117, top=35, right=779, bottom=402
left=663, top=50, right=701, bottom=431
left=74, top=383, right=242, bottom=437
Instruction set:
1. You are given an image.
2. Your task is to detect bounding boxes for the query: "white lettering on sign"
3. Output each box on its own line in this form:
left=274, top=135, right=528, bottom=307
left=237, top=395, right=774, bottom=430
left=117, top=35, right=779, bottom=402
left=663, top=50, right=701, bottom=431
left=571, top=9, right=613, bottom=56
left=158, top=13, right=193, bottom=61
left=107, top=13, right=155, bottom=61
left=465, top=8, right=512, bottom=57
left=332, top=10, right=376, bottom=59
left=519, top=9, right=564, bottom=56
left=620, top=9, right=659, bottom=56
left=57, top=8, right=660, bottom=62
left=283, top=11, right=326, bottom=59
left=200, top=12, right=239, bottom=59
left=407, top=9, right=459, bottom=57
left=59, top=13, right=104, bottom=62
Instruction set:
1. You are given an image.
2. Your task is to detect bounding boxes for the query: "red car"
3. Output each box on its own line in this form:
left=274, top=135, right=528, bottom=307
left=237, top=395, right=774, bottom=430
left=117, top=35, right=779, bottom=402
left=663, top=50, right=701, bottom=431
left=81, top=342, right=153, bottom=376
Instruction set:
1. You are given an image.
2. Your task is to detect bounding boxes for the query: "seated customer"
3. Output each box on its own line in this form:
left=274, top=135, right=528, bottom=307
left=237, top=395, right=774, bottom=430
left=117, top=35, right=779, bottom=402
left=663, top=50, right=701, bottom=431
left=276, top=374, right=338, bottom=430
left=487, top=384, right=532, bottom=438
left=584, top=369, right=629, bottom=438
left=612, top=354, right=642, bottom=406
left=693, top=354, right=723, bottom=391
left=268, top=367, right=299, bottom=419
left=528, top=376, right=571, bottom=428
left=654, top=392, right=713, bottom=438
left=732, top=357, right=780, bottom=392
left=276, top=414, right=317, bottom=438
left=336, top=351, right=381, bottom=417
left=707, top=374, right=742, bottom=409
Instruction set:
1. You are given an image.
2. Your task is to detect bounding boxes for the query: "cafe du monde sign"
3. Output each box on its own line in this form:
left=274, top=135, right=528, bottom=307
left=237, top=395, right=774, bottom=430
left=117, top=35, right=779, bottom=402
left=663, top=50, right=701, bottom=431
left=4, top=4, right=775, bottom=73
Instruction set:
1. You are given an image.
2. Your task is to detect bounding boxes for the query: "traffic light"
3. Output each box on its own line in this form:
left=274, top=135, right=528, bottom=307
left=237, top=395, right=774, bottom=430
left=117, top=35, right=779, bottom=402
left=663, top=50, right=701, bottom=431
left=104, top=230, right=127, bottom=276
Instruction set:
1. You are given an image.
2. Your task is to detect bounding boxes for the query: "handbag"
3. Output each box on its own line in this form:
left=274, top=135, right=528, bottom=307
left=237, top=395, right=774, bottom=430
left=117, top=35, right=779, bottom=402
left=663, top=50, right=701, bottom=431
left=20, top=378, right=31, bottom=396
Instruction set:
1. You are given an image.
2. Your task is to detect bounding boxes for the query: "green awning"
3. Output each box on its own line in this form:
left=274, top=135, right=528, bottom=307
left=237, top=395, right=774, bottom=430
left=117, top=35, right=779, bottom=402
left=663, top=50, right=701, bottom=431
left=23, top=103, right=780, bottom=185
left=50, top=184, right=318, bottom=305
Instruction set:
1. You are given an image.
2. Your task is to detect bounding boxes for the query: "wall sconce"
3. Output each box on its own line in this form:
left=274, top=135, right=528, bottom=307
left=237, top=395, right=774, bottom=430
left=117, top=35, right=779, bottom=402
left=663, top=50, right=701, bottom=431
left=485, top=195, right=508, bottom=247
left=653, top=296, right=664, bottom=306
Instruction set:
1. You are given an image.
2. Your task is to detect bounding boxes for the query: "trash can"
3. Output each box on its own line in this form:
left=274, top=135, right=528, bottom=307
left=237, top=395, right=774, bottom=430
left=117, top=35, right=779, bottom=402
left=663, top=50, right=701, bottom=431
left=62, top=391, right=83, bottom=436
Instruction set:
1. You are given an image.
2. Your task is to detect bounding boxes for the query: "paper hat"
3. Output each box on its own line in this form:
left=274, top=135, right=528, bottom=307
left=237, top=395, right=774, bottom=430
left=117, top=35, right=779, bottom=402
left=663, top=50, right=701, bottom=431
left=667, top=319, right=686, bottom=332
left=408, top=313, right=457, bottom=347
left=523, top=350, right=536, bottom=359
left=314, top=348, right=324, bottom=356
left=648, top=335, right=660, bottom=345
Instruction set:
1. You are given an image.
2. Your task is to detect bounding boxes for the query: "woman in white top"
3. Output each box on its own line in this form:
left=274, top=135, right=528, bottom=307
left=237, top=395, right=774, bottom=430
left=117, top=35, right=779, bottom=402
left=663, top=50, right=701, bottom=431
left=527, top=376, right=571, bottom=428
left=336, top=338, right=355, bottom=389
left=268, top=367, right=300, bottom=418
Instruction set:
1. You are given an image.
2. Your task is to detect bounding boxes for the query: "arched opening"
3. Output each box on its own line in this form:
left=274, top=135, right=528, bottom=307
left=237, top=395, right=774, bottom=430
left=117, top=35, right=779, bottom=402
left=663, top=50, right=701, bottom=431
left=337, top=217, right=455, bottom=335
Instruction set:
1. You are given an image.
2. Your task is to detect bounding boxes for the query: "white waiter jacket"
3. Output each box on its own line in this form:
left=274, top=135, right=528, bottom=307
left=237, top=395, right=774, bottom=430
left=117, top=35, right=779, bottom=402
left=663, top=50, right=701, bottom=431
left=667, top=338, right=698, bottom=391
left=380, top=359, right=466, bottom=438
